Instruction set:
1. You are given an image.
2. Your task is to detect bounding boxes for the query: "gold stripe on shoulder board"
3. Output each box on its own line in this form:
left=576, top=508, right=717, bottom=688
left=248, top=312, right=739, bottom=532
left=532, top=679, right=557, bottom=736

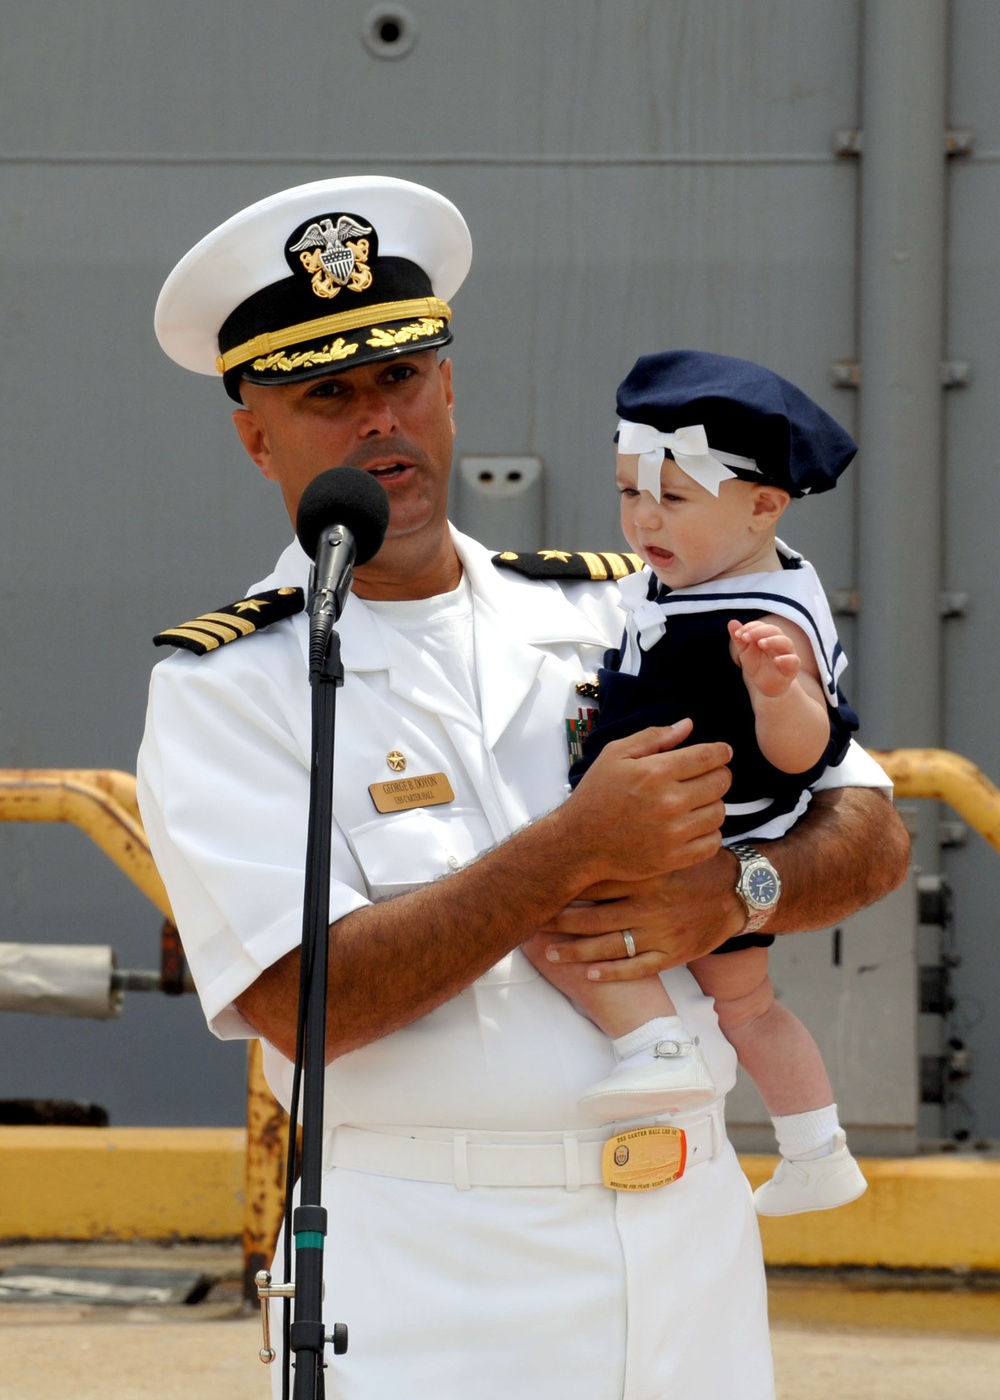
left=153, top=587, right=305, bottom=656
left=154, top=625, right=224, bottom=653
left=197, top=613, right=257, bottom=639
left=600, top=551, right=643, bottom=579
left=492, top=550, right=644, bottom=582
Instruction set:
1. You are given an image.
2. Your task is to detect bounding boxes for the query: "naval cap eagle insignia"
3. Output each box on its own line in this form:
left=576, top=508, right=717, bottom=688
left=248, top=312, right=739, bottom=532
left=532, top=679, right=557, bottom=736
left=285, top=211, right=376, bottom=300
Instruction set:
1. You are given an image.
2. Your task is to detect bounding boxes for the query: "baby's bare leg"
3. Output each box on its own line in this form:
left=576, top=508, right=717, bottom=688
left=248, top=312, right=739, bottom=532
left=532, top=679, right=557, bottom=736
left=524, top=930, right=716, bottom=1119
left=690, top=946, right=832, bottom=1115
left=694, top=948, right=866, bottom=1213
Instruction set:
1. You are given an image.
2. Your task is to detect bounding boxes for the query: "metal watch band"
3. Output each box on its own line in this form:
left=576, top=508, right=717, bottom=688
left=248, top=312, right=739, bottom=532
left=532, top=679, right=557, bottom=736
left=740, top=906, right=773, bottom=934
left=731, top=843, right=780, bottom=934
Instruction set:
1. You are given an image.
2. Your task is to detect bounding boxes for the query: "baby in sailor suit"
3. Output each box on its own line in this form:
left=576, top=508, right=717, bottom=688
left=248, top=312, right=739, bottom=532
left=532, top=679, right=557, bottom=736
left=530, top=349, right=867, bottom=1216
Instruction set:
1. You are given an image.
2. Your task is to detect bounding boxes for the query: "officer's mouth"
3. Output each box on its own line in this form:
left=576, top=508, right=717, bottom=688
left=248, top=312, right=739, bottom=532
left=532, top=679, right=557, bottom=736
left=364, top=462, right=414, bottom=485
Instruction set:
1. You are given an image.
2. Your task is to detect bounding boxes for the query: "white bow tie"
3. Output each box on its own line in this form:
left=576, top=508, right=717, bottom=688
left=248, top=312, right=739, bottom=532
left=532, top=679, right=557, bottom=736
left=616, top=419, right=757, bottom=497
left=618, top=569, right=668, bottom=650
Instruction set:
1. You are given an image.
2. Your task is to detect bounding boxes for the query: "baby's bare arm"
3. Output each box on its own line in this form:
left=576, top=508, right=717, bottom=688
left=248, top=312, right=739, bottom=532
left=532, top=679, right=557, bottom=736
left=728, top=616, right=830, bottom=774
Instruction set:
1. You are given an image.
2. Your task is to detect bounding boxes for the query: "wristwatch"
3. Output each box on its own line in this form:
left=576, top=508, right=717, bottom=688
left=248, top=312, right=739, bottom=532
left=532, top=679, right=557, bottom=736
left=730, top=843, right=782, bottom=933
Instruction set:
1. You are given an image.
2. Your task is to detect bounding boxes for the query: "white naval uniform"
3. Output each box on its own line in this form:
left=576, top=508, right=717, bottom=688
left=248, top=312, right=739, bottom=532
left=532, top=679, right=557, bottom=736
left=137, top=526, right=889, bottom=1400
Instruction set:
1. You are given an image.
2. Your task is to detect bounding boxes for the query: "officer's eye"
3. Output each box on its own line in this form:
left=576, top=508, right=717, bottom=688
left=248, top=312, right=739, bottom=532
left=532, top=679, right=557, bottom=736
left=305, top=379, right=345, bottom=399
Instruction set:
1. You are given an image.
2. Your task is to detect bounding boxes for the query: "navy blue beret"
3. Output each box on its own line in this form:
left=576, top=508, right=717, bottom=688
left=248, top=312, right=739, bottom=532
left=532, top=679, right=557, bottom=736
left=615, top=350, right=856, bottom=497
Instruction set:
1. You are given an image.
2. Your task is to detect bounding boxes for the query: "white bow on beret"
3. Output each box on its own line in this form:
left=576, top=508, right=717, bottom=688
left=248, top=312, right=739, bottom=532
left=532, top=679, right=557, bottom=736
left=616, top=419, right=758, bottom=498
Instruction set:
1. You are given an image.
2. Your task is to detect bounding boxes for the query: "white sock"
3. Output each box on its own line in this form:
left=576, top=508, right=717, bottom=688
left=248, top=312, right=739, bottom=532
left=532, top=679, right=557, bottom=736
left=612, top=1017, right=687, bottom=1062
left=772, top=1104, right=841, bottom=1161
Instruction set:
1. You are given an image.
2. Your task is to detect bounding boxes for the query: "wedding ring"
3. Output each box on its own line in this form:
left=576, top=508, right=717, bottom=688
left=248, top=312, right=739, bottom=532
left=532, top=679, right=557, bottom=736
left=622, top=930, right=637, bottom=958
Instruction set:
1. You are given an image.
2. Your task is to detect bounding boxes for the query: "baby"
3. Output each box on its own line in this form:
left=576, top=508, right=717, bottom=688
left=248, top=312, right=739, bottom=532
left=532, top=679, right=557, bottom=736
left=527, top=349, right=867, bottom=1216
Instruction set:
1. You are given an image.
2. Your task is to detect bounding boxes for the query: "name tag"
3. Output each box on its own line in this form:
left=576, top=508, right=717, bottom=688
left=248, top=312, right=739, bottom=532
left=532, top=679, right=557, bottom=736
left=368, top=772, right=456, bottom=814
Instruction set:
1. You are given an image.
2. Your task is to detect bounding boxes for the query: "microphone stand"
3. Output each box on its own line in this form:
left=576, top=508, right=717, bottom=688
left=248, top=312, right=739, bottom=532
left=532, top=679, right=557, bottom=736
left=284, top=602, right=350, bottom=1400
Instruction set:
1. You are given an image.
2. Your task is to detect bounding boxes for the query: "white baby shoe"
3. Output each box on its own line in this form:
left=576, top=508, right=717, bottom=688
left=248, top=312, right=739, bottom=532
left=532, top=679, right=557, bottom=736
left=753, top=1130, right=867, bottom=1216
left=577, top=1038, right=717, bottom=1123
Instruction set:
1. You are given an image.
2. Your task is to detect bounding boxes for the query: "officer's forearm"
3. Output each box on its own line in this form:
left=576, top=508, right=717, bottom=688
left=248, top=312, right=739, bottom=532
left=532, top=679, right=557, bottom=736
left=532, top=787, right=911, bottom=978
left=754, top=786, right=911, bottom=934
left=235, top=803, right=613, bottom=1060
left=235, top=728, right=734, bottom=1059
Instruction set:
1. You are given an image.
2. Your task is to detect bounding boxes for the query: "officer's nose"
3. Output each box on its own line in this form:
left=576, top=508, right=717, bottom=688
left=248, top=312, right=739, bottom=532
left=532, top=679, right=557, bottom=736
left=357, top=389, right=397, bottom=437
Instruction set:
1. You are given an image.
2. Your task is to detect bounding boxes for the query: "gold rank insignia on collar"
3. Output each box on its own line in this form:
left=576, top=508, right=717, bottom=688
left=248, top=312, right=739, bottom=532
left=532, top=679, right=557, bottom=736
left=153, top=587, right=305, bottom=655
left=492, top=549, right=644, bottom=582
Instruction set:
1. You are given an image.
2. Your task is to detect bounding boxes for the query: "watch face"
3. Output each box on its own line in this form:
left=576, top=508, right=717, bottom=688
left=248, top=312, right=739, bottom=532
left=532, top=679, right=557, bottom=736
left=747, top=867, right=779, bottom=906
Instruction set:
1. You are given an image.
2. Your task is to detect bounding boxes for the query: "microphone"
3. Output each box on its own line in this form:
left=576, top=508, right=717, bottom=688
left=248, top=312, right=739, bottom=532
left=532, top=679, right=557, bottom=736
left=296, top=467, right=390, bottom=675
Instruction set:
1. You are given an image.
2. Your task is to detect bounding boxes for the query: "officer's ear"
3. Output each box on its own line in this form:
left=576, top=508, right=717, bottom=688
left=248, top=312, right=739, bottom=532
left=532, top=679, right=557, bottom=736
left=438, top=356, right=456, bottom=438
left=232, top=402, right=277, bottom=482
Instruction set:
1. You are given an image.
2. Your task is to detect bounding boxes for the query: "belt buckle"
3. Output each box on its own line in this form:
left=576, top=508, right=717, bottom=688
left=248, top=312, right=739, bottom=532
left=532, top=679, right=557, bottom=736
left=601, top=1125, right=687, bottom=1191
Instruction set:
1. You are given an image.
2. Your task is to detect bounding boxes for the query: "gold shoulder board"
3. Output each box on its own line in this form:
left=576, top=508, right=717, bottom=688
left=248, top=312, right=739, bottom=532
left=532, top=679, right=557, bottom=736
left=153, top=587, right=305, bottom=656
left=492, top=549, right=644, bottom=582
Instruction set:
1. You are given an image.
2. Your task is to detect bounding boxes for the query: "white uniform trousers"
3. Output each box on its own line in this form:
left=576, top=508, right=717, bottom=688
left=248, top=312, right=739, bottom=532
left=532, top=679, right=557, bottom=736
left=268, top=1141, right=774, bottom=1400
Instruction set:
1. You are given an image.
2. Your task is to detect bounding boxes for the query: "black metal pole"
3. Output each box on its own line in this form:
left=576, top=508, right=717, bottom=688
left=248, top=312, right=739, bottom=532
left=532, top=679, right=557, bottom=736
left=288, top=627, right=349, bottom=1400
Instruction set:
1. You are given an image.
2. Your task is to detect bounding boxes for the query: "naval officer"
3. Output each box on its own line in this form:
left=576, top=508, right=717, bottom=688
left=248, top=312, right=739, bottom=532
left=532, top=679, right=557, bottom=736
left=137, top=175, right=909, bottom=1399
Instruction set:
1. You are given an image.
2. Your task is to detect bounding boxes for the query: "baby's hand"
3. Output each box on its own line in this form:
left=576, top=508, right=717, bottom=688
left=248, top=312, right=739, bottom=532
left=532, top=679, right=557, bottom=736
left=728, top=619, right=801, bottom=697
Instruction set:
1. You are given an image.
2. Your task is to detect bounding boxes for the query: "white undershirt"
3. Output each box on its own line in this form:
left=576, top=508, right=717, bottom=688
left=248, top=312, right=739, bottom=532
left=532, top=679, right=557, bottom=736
left=363, top=572, right=481, bottom=719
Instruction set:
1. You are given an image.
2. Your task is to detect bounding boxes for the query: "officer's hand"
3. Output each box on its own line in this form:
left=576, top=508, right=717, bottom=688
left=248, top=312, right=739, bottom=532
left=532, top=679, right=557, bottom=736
left=563, top=720, right=731, bottom=884
left=520, top=930, right=607, bottom=1009
left=537, top=855, right=745, bottom=982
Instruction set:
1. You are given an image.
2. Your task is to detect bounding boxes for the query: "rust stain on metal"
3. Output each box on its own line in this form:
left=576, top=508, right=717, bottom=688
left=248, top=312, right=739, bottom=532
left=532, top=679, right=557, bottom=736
left=244, top=1040, right=294, bottom=1302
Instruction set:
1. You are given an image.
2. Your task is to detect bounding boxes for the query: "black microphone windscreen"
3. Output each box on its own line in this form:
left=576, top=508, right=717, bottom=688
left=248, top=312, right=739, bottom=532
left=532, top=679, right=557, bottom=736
left=295, top=467, right=391, bottom=566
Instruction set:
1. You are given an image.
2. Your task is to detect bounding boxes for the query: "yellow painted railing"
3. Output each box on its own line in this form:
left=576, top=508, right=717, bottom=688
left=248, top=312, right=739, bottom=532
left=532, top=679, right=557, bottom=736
left=868, top=747, right=1000, bottom=854
left=0, top=768, right=289, bottom=1293
left=0, top=769, right=171, bottom=916
left=2, top=753, right=998, bottom=1280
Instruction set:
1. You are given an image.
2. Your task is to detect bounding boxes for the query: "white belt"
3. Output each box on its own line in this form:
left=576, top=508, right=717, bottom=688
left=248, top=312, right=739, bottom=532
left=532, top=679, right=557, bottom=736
left=325, top=1103, right=726, bottom=1192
